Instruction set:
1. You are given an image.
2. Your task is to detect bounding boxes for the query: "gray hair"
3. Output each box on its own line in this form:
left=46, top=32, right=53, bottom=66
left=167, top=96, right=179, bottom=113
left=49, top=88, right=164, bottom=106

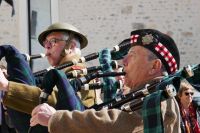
left=62, top=31, right=81, bottom=56
left=147, top=50, right=167, bottom=74
left=62, top=32, right=81, bottom=49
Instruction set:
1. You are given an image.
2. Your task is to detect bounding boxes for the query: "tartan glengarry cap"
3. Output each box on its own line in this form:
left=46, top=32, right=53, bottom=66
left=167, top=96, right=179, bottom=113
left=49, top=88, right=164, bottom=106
left=130, top=29, right=180, bottom=74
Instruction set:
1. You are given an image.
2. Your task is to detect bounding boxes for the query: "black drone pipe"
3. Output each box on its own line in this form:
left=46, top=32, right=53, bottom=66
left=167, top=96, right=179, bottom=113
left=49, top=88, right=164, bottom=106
left=78, top=80, right=123, bottom=91
left=65, top=60, right=119, bottom=78
left=24, top=53, right=46, bottom=61
left=120, top=85, right=176, bottom=112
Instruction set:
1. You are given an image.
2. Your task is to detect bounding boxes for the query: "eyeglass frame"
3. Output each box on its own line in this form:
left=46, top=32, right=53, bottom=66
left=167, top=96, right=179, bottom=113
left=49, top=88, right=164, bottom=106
left=184, top=91, right=194, bottom=96
left=43, top=38, right=68, bottom=48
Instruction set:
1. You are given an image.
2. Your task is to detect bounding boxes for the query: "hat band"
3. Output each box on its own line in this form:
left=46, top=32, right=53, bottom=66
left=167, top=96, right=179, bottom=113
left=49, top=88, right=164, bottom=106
left=130, top=34, right=177, bottom=74
left=130, top=34, right=139, bottom=43
left=155, top=42, right=177, bottom=73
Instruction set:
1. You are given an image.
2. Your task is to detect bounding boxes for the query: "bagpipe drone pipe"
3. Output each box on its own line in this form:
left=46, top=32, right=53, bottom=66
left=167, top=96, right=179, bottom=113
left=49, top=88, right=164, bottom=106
left=34, top=60, right=121, bottom=86
left=89, top=64, right=200, bottom=111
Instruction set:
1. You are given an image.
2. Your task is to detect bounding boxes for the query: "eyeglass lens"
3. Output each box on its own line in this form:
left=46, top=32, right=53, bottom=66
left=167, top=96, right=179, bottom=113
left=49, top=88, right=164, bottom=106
left=43, top=38, right=63, bottom=48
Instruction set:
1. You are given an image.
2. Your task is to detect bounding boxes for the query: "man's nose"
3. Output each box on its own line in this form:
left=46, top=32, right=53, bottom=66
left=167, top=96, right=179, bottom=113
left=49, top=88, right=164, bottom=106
left=44, top=44, right=51, bottom=49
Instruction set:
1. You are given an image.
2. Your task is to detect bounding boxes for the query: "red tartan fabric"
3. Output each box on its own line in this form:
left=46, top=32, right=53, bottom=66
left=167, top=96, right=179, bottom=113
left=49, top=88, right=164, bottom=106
left=180, top=103, right=200, bottom=133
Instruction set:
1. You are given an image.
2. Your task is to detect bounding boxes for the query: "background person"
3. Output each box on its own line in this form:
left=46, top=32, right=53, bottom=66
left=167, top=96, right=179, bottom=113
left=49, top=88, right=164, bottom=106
left=176, top=80, right=200, bottom=133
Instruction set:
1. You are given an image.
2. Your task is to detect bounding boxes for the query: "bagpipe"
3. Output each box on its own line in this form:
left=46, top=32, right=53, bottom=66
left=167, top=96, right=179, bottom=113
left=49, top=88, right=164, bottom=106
left=24, top=39, right=131, bottom=103
left=61, top=60, right=120, bottom=78
left=34, top=60, right=123, bottom=86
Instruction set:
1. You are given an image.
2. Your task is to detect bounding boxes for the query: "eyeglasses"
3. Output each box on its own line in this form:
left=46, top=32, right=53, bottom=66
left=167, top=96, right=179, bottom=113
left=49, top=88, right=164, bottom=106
left=43, top=38, right=66, bottom=48
left=184, top=92, right=194, bottom=96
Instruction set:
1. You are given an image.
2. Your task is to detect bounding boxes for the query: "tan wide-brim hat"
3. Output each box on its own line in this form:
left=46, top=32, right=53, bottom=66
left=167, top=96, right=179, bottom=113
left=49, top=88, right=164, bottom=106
left=38, top=22, right=88, bottom=49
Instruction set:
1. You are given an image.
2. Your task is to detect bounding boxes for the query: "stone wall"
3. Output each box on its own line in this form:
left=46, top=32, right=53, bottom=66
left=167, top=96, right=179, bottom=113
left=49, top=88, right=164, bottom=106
left=59, top=0, right=200, bottom=67
left=0, top=1, right=19, bottom=48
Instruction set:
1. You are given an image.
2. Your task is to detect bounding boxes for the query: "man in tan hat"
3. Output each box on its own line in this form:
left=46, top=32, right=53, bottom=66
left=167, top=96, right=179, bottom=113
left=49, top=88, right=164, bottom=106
left=0, top=22, right=97, bottom=133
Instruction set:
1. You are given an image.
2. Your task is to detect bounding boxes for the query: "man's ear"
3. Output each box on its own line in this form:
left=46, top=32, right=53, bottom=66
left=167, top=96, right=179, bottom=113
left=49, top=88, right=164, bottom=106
left=69, top=41, right=76, bottom=50
left=149, top=59, right=162, bottom=75
left=65, top=41, right=76, bottom=54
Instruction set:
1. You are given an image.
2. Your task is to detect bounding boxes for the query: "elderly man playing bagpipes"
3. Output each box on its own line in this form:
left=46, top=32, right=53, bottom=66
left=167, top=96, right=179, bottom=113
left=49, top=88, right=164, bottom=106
left=19, top=29, right=185, bottom=133
left=0, top=22, right=100, bottom=133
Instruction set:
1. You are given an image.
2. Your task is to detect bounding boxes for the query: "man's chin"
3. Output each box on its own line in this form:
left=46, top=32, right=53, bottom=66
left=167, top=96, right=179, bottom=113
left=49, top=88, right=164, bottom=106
left=122, top=88, right=130, bottom=95
left=124, top=82, right=131, bottom=89
left=48, top=60, right=55, bottom=66
left=124, top=78, right=130, bottom=86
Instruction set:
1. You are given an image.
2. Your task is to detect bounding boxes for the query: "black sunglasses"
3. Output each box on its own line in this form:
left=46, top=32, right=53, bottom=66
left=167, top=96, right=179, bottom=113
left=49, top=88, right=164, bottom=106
left=184, top=92, right=194, bottom=96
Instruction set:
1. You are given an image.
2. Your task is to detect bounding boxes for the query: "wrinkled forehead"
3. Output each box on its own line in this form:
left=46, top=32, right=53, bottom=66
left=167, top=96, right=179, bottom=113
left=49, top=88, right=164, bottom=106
left=128, top=45, right=151, bottom=55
